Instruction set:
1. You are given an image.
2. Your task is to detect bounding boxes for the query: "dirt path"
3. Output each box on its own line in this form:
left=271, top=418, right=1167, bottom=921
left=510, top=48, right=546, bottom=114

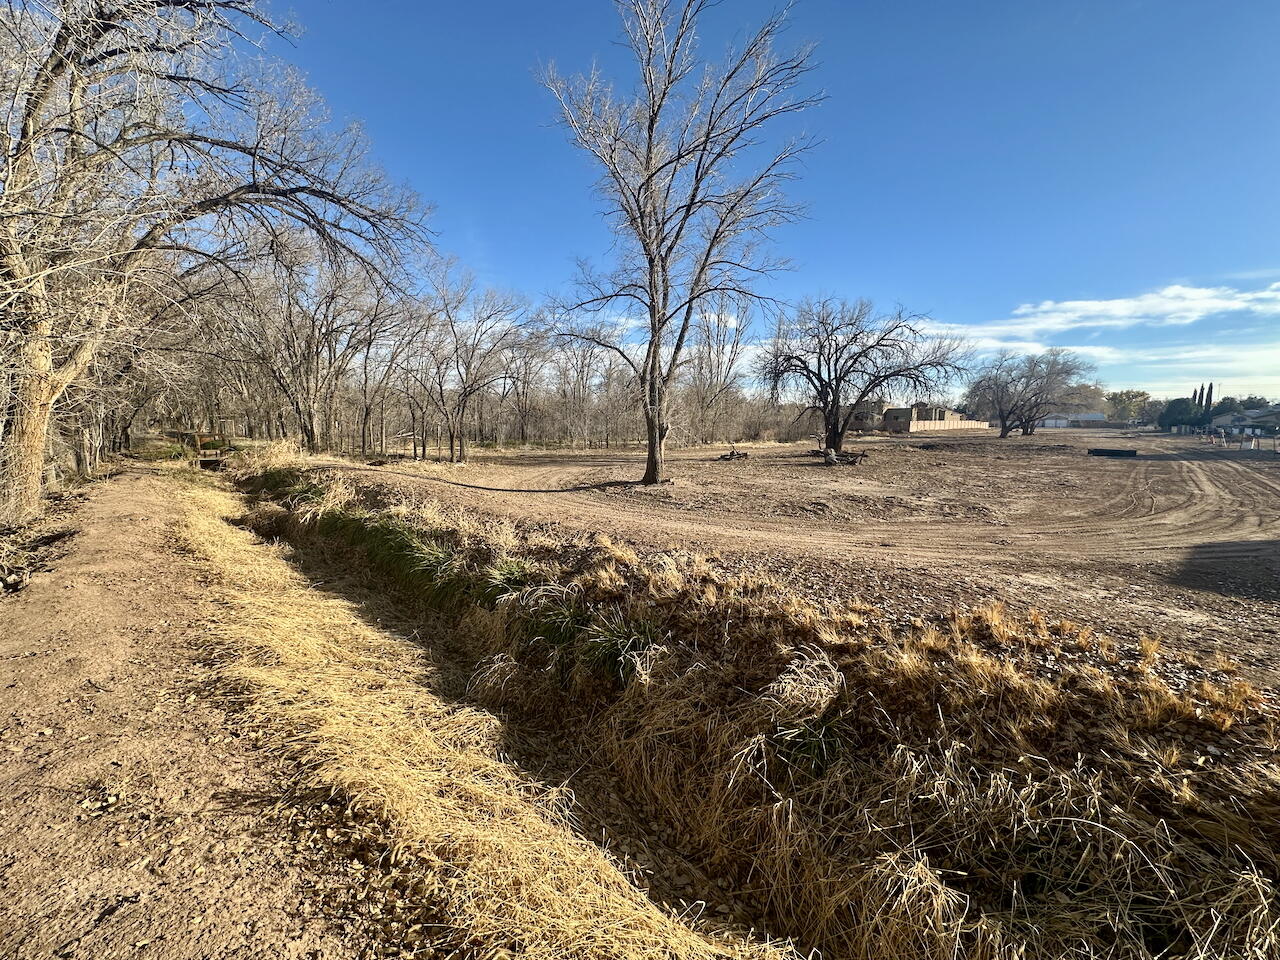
left=0, top=471, right=357, bottom=960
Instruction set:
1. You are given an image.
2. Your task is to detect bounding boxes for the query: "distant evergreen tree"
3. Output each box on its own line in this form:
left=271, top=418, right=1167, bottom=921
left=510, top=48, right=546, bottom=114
left=1204, top=382, right=1213, bottom=412
left=1159, top=397, right=1204, bottom=430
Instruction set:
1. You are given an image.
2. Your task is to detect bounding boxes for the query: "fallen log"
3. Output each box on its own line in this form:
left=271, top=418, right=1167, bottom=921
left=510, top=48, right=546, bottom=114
left=821, top=448, right=868, bottom=466
left=1087, top=448, right=1137, bottom=458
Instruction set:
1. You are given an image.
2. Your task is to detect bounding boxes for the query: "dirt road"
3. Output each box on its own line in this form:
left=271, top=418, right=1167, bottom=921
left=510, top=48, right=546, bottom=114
left=339, top=431, right=1280, bottom=684
left=0, top=472, right=357, bottom=960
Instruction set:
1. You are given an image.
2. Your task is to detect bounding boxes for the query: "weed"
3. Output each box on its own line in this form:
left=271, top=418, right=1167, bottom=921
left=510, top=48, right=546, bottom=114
left=229, top=462, right=1280, bottom=960
left=180, top=482, right=782, bottom=960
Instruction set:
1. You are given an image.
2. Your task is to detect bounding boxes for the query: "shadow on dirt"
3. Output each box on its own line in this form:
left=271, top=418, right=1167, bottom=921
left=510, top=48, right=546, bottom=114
left=338, top=463, right=641, bottom=494
left=1167, top=540, right=1280, bottom=600
left=1131, top=448, right=1280, bottom=462
left=415, top=477, right=638, bottom=494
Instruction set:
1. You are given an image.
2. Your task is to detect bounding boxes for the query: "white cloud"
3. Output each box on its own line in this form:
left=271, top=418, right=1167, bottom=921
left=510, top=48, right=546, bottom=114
left=1223, top=267, right=1280, bottom=281
left=931, top=282, right=1280, bottom=346
left=1063, top=342, right=1280, bottom=398
left=1010, top=283, right=1280, bottom=332
left=928, top=280, right=1280, bottom=399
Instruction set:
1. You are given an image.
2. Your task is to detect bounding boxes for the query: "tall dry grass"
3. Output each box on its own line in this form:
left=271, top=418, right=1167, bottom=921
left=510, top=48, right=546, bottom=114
left=234, top=460, right=1280, bottom=960
left=178, top=478, right=792, bottom=960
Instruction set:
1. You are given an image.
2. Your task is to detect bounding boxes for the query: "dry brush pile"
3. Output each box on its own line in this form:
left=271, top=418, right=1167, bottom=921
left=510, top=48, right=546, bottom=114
left=231, top=444, right=1280, bottom=960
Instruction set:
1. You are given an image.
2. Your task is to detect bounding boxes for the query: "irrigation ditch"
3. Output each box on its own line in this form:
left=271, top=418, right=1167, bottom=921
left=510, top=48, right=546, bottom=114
left=217, top=448, right=1280, bottom=960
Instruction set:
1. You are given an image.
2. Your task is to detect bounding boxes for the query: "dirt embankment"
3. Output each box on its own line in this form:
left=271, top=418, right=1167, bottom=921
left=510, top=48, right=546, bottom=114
left=0, top=471, right=364, bottom=960
left=3, top=466, right=789, bottom=960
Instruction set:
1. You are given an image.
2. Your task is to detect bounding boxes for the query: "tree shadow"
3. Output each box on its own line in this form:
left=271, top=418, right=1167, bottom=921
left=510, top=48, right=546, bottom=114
left=337, top=462, right=642, bottom=494
left=1166, top=540, right=1280, bottom=600
left=1131, top=447, right=1279, bottom=463
left=418, top=477, right=639, bottom=494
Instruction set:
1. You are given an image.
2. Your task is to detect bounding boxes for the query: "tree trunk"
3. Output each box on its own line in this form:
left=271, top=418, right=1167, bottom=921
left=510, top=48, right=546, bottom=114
left=0, top=335, right=57, bottom=519
left=296, top=408, right=318, bottom=451
left=641, top=407, right=666, bottom=484
left=360, top=405, right=372, bottom=455
left=824, top=415, right=845, bottom=452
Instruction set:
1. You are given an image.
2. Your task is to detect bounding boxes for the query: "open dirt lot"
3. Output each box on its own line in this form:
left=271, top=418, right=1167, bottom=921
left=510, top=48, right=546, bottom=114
left=340, top=430, right=1280, bottom=685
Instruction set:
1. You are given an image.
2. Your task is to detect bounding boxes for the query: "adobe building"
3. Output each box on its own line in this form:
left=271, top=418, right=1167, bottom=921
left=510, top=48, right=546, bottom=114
left=883, top=402, right=987, bottom=433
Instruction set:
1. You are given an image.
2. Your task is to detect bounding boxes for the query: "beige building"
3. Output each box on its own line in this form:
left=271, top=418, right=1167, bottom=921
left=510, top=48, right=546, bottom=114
left=883, top=402, right=987, bottom=433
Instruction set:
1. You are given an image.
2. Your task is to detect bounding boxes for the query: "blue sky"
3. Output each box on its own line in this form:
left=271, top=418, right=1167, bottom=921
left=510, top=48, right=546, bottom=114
left=274, top=1, right=1280, bottom=399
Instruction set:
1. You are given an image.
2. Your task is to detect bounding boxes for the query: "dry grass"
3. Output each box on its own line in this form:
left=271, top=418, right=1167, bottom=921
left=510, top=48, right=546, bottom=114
left=177, top=478, right=791, bottom=960
left=231, top=459, right=1280, bottom=960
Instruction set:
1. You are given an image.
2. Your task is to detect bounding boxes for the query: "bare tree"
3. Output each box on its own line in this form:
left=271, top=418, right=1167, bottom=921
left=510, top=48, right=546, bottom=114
left=403, top=261, right=525, bottom=462
left=685, top=293, right=750, bottom=442
left=551, top=335, right=605, bottom=448
left=505, top=330, right=550, bottom=446
left=0, top=0, right=426, bottom=517
left=544, top=0, right=819, bottom=483
left=211, top=245, right=387, bottom=451
left=964, top=349, right=1096, bottom=438
left=760, top=298, right=967, bottom=451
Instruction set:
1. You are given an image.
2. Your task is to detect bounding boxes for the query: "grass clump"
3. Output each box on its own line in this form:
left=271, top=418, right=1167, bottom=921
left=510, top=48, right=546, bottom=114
left=237, top=462, right=1280, bottom=960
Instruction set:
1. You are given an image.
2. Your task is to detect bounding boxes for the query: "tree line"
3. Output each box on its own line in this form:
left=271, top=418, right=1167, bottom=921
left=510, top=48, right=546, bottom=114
left=0, top=1, right=1230, bottom=521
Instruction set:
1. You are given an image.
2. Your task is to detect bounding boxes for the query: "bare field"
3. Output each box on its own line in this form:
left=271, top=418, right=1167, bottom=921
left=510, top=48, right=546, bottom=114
left=341, top=431, right=1280, bottom=685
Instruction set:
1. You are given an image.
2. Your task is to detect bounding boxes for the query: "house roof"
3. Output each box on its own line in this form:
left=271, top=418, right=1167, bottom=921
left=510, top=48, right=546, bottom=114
left=1211, top=405, right=1280, bottom=427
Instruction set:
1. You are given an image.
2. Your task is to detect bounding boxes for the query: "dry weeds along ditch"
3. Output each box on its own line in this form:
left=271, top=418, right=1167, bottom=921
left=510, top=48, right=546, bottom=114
left=224, top=446, right=1280, bottom=960
left=180, top=478, right=784, bottom=960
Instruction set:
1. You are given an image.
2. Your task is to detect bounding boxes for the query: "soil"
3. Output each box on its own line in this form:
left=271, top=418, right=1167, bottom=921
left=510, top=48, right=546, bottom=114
left=0, top=471, right=362, bottom=960
left=4, top=432, right=1277, bottom=955
left=338, top=430, right=1280, bottom=686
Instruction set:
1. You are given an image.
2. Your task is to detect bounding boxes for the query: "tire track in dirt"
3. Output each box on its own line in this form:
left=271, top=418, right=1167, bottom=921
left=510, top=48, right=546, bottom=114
left=350, top=437, right=1280, bottom=574
left=326, top=436, right=1280, bottom=687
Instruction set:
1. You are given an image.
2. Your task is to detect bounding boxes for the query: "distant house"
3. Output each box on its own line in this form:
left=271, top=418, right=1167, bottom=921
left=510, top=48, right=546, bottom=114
left=1038, top=412, right=1107, bottom=429
left=882, top=402, right=987, bottom=433
left=1211, top=406, right=1280, bottom=436
left=848, top=400, right=889, bottom=432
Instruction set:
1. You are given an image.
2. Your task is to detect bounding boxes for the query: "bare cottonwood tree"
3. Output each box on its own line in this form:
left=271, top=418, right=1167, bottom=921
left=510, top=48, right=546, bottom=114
left=964, top=349, right=1096, bottom=438
left=504, top=330, right=550, bottom=446
left=550, top=335, right=606, bottom=448
left=0, top=0, right=425, bottom=517
left=686, top=294, right=750, bottom=442
left=760, top=298, right=968, bottom=451
left=545, top=0, right=819, bottom=483
left=209, top=242, right=395, bottom=451
left=403, top=262, right=525, bottom=462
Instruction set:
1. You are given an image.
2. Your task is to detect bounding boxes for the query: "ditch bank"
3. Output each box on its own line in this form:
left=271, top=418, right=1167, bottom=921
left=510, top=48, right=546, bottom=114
left=234, top=449, right=1280, bottom=960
